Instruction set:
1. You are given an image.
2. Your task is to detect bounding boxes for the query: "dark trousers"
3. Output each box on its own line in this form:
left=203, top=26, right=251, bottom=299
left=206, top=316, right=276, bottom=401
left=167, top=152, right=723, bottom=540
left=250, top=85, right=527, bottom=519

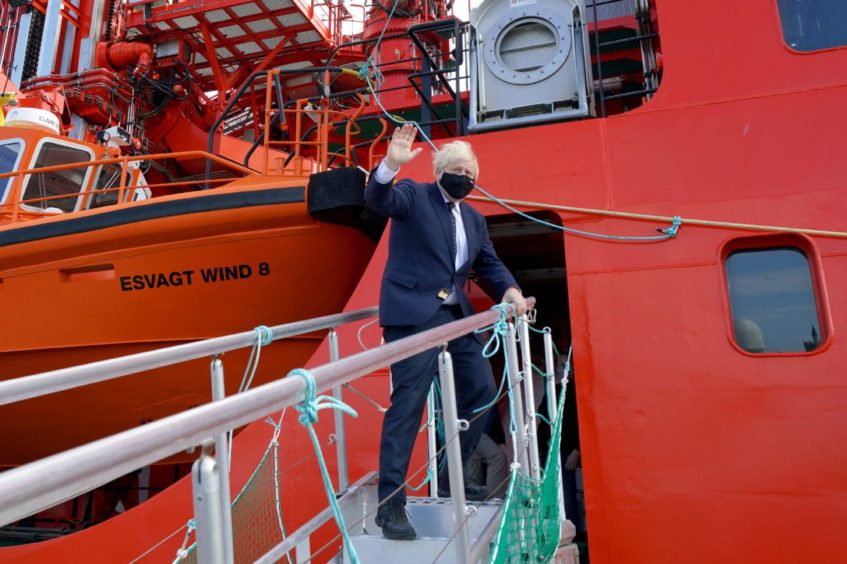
left=378, top=304, right=496, bottom=503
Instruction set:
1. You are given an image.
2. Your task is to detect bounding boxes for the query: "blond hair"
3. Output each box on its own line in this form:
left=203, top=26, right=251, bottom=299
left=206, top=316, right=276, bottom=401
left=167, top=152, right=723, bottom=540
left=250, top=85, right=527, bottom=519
left=432, top=140, right=479, bottom=177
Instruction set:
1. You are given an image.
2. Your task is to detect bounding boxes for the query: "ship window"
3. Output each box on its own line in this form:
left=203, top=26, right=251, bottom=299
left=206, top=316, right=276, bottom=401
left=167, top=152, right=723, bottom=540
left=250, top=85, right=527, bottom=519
left=90, top=163, right=130, bottom=208
left=725, top=246, right=823, bottom=353
left=777, top=0, right=847, bottom=52
left=0, top=140, right=23, bottom=204
left=21, top=141, right=92, bottom=212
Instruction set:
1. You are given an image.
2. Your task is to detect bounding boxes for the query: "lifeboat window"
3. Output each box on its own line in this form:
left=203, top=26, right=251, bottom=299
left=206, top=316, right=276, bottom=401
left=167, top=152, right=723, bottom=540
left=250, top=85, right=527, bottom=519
left=725, top=245, right=824, bottom=353
left=90, top=163, right=131, bottom=208
left=21, top=141, right=92, bottom=212
left=0, top=140, right=23, bottom=204
left=777, top=0, right=847, bottom=52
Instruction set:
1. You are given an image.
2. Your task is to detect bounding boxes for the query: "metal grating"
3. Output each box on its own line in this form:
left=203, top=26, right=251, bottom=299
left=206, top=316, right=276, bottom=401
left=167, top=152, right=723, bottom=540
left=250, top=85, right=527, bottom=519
left=246, top=19, right=277, bottom=33
left=173, top=15, right=200, bottom=28
left=237, top=41, right=262, bottom=54
left=203, top=9, right=230, bottom=23
left=219, top=24, right=247, bottom=38
left=261, top=0, right=294, bottom=10
left=277, top=12, right=307, bottom=27
left=231, top=3, right=262, bottom=17
left=587, top=0, right=637, bottom=20
left=279, top=60, right=315, bottom=70
left=295, top=30, right=321, bottom=44
left=264, top=36, right=286, bottom=48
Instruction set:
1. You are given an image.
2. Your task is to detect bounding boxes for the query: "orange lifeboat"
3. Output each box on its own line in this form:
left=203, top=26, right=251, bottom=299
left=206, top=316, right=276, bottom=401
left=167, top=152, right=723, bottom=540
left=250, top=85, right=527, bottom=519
left=0, top=105, right=384, bottom=465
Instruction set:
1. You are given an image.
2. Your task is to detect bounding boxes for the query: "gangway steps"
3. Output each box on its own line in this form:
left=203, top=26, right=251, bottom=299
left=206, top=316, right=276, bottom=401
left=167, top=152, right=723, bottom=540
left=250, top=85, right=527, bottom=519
left=329, top=475, right=579, bottom=563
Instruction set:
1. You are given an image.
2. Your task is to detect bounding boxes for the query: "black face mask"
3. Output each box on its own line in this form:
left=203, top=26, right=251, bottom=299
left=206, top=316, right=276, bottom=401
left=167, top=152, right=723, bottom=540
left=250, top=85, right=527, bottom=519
left=440, top=172, right=475, bottom=200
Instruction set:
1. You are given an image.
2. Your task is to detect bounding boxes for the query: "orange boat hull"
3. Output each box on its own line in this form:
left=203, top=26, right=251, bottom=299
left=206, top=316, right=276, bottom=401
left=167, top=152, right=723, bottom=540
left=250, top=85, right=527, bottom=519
left=0, top=178, right=377, bottom=465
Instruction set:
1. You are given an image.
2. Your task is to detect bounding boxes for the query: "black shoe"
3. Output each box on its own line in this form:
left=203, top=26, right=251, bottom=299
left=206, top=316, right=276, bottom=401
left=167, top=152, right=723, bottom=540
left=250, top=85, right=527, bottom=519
left=437, top=479, right=488, bottom=502
left=375, top=500, right=417, bottom=540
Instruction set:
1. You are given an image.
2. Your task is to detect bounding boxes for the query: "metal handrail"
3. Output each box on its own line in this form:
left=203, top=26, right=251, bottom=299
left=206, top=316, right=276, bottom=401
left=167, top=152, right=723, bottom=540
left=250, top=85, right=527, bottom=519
left=0, top=307, right=378, bottom=406
left=0, top=299, right=532, bottom=528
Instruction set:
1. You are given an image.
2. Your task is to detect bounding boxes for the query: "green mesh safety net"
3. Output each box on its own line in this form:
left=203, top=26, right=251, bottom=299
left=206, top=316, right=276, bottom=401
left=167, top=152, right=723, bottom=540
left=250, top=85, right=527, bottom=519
left=177, top=426, right=292, bottom=564
left=489, top=382, right=567, bottom=563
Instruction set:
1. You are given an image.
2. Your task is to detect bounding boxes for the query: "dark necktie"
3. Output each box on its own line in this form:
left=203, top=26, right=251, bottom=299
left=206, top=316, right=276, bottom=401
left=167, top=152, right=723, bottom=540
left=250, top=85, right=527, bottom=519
left=446, top=201, right=457, bottom=263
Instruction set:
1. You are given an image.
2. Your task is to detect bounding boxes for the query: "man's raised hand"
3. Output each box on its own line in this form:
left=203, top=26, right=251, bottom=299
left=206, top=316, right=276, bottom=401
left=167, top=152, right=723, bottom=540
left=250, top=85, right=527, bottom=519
left=384, top=123, right=423, bottom=171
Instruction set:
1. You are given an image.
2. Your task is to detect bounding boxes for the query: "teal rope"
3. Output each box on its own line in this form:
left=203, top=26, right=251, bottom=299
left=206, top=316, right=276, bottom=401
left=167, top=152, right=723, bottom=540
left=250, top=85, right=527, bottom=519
left=172, top=519, right=196, bottom=563
left=239, top=325, right=274, bottom=394
left=289, top=369, right=360, bottom=564
left=535, top=412, right=553, bottom=426
left=475, top=184, right=682, bottom=242
left=358, top=0, right=399, bottom=84
left=229, top=325, right=275, bottom=461
left=471, top=304, right=517, bottom=415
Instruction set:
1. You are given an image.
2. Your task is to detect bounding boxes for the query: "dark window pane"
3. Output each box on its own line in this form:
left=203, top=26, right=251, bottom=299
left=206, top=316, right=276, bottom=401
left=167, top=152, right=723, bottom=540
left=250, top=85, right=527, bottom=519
left=726, top=247, right=822, bottom=353
left=0, top=141, right=23, bottom=202
left=777, top=0, right=847, bottom=52
left=21, top=142, right=91, bottom=212
left=90, top=163, right=125, bottom=208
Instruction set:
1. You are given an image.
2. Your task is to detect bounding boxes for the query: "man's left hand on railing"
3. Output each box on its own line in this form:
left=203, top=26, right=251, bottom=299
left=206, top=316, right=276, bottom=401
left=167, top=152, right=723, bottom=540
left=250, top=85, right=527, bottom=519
left=502, top=287, right=528, bottom=317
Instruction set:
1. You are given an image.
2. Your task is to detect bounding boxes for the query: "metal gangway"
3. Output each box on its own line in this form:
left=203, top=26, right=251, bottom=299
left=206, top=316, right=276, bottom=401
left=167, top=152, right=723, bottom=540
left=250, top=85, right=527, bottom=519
left=0, top=299, right=577, bottom=563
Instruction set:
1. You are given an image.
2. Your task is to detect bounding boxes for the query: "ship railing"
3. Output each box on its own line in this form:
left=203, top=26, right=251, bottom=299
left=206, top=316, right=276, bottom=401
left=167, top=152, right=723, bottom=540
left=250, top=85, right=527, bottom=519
left=0, top=150, right=256, bottom=224
left=0, top=305, right=376, bottom=559
left=0, top=298, right=555, bottom=564
left=207, top=68, right=387, bottom=181
left=322, top=20, right=473, bottom=140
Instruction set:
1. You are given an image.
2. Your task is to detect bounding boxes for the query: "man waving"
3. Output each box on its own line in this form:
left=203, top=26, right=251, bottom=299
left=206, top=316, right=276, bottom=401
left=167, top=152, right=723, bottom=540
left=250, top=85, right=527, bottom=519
left=365, top=123, right=526, bottom=540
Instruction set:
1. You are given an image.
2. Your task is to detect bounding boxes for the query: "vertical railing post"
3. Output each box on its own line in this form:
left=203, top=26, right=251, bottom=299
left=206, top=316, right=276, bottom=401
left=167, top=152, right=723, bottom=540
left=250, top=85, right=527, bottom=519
left=210, top=358, right=235, bottom=564
left=192, top=450, right=227, bottom=564
left=518, top=315, right=541, bottom=480
left=329, top=328, right=349, bottom=493
left=438, top=349, right=471, bottom=564
left=543, top=332, right=565, bottom=516
left=118, top=158, right=129, bottom=203
left=426, top=383, right=439, bottom=496
left=505, top=322, right=530, bottom=474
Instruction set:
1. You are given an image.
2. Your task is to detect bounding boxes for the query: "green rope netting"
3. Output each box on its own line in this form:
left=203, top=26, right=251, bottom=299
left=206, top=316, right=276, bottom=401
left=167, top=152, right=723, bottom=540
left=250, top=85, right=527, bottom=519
left=177, top=426, right=292, bottom=564
left=490, top=382, right=567, bottom=563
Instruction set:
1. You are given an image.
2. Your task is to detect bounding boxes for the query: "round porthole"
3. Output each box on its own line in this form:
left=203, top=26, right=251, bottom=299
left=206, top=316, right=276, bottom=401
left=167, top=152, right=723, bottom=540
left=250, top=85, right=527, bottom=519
left=482, top=8, right=572, bottom=86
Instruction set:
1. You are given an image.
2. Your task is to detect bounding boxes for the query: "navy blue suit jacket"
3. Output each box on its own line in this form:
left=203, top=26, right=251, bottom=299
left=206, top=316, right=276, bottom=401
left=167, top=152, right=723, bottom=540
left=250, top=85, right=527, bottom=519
left=365, top=173, right=518, bottom=327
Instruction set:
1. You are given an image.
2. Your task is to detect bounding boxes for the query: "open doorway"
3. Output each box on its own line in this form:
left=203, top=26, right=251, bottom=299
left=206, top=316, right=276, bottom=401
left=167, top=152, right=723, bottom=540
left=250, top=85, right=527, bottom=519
left=482, top=210, right=589, bottom=562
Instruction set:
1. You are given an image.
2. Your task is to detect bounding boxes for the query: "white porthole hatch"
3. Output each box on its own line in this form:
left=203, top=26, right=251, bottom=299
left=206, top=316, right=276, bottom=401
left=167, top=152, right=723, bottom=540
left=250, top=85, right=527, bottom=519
left=482, top=7, right=572, bottom=86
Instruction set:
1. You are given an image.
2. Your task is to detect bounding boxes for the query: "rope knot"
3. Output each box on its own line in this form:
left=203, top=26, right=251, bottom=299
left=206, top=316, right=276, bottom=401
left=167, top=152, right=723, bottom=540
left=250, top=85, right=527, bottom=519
left=289, top=368, right=359, bottom=428
left=285, top=367, right=360, bottom=563
left=254, top=325, right=274, bottom=346
left=660, top=215, right=682, bottom=238
left=291, top=368, right=320, bottom=426
left=477, top=303, right=517, bottom=358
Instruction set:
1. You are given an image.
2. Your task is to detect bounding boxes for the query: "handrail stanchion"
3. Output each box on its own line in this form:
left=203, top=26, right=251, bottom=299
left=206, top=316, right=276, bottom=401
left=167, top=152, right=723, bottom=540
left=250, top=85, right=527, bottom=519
left=543, top=332, right=565, bottom=516
left=192, top=448, right=227, bottom=564
left=329, top=328, right=350, bottom=493
left=210, top=358, right=235, bottom=564
left=505, top=322, right=530, bottom=474
left=518, top=315, right=541, bottom=480
left=426, top=383, right=439, bottom=496
left=438, top=348, right=471, bottom=564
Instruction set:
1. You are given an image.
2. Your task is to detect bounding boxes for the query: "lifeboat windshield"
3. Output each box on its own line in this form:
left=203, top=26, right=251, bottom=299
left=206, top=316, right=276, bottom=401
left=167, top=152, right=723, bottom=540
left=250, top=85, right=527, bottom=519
left=89, top=162, right=130, bottom=209
left=0, top=139, right=23, bottom=205
left=20, top=139, right=94, bottom=213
